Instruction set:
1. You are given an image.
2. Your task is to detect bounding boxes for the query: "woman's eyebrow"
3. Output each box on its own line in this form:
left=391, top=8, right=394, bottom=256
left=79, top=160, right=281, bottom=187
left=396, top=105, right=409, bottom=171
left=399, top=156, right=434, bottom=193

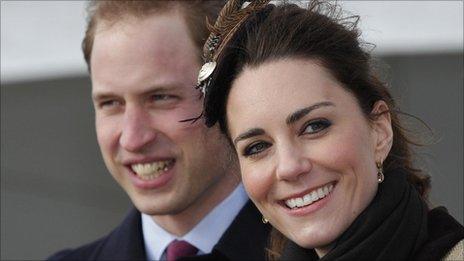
left=233, top=128, right=265, bottom=146
left=286, top=101, right=335, bottom=125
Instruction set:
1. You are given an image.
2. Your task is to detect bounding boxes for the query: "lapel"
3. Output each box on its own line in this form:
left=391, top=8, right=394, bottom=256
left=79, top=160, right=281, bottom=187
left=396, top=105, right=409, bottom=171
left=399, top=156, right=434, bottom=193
left=97, top=208, right=147, bottom=260
left=181, top=201, right=271, bottom=261
left=96, top=201, right=269, bottom=261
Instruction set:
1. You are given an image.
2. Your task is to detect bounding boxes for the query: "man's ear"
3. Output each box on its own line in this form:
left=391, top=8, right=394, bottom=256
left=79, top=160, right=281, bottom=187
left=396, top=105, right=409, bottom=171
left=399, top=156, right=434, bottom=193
left=371, top=100, right=393, bottom=163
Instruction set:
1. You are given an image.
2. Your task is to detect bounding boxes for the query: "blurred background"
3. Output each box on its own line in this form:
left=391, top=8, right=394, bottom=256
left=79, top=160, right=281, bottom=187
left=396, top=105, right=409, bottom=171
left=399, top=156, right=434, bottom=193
left=1, top=1, right=463, bottom=260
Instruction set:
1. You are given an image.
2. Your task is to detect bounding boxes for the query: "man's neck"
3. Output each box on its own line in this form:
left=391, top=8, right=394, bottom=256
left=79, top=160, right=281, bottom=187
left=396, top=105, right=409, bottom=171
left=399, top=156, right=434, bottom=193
left=151, top=173, right=240, bottom=236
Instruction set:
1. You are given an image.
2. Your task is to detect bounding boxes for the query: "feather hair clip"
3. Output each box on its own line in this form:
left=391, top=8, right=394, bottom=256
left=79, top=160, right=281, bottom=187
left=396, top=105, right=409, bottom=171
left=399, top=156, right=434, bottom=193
left=196, top=0, right=271, bottom=95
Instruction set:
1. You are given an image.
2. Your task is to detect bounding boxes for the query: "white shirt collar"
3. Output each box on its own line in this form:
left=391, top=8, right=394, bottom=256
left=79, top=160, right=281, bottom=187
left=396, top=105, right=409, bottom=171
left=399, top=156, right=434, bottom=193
left=142, top=184, right=248, bottom=261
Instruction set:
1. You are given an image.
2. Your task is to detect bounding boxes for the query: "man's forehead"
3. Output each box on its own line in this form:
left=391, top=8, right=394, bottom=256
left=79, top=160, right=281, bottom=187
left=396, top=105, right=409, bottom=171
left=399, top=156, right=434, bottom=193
left=90, top=11, right=200, bottom=90
left=96, top=12, right=190, bottom=47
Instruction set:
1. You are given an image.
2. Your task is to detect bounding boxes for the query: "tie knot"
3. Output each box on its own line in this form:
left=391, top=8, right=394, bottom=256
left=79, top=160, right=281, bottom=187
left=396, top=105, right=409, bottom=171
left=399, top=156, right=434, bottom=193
left=166, top=240, right=198, bottom=261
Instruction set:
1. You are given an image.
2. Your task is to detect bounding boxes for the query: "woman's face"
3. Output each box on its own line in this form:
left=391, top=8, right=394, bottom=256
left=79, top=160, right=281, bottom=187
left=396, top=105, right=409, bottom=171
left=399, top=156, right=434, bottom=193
left=226, top=58, right=392, bottom=254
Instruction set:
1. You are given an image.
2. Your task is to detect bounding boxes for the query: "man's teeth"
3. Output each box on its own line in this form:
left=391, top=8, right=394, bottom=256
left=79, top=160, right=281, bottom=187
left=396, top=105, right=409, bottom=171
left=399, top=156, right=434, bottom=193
left=285, top=184, right=334, bottom=209
left=131, top=160, right=173, bottom=180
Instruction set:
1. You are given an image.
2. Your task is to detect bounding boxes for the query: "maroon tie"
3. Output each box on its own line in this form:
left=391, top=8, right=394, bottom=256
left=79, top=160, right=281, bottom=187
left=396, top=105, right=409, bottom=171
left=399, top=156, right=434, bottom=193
left=166, top=240, right=198, bottom=261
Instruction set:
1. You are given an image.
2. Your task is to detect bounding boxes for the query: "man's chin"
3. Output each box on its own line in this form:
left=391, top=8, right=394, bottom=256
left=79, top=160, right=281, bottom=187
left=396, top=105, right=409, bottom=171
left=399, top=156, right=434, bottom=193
left=133, top=199, right=189, bottom=216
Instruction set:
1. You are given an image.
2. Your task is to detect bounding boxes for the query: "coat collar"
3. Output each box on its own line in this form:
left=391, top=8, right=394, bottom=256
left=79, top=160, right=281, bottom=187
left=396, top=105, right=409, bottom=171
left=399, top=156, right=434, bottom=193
left=97, top=201, right=270, bottom=261
left=98, top=208, right=147, bottom=260
left=209, top=200, right=270, bottom=260
left=180, top=201, right=271, bottom=261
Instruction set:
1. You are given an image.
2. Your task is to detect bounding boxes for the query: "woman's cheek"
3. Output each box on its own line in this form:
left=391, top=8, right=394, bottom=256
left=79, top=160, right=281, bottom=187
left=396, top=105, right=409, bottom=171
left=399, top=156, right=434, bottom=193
left=240, top=163, right=273, bottom=205
left=314, top=130, right=364, bottom=171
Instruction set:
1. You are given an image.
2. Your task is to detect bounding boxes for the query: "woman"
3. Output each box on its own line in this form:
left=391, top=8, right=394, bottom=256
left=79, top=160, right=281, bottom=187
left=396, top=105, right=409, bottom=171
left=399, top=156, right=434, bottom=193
left=194, top=0, right=464, bottom=260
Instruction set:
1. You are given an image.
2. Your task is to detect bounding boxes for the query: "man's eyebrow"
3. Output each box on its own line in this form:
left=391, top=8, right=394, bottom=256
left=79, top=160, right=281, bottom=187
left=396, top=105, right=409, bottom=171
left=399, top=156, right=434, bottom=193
left=91, top=84, right=182, bottom=101
left=92, top=92, right=116, bottom=102
left=286, top=101, right=335, bottom=125
left=233, top=128, right=265, bottom=146
left=140, top=85, right=180, bottom=95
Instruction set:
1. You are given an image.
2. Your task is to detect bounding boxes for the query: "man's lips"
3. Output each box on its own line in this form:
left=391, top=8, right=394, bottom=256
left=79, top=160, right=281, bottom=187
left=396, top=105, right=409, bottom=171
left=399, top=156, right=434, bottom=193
left=122, top=156, right=175, bottom=165
left=124, top=159, right=175, bottom=180
left=123, top=158, right=177, bottom=190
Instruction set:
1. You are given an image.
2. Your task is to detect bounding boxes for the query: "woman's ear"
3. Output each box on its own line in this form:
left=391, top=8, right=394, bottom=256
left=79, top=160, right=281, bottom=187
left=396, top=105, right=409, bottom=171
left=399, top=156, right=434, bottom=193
left=371, top=100, right=393, bottom=163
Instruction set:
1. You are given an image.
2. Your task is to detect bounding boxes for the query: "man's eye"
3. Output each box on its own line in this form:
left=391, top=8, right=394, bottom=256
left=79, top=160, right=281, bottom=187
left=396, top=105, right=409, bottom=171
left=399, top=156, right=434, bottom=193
left=301, top=119, right=331, bottom=135
left=99, top=100, right=122, bottom=109
left=150, top=94, right=176, bottom=101
left=243, top=142, right=272, bottom=157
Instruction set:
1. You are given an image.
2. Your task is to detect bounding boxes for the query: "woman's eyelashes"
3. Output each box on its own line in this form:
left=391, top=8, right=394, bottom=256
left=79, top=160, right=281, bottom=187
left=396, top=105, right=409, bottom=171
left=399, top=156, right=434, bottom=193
left=240, top=119, right=332, bottom=158
left=300, top=118, right=331, bottom=136
left=243, top=141, right=272, bottom=157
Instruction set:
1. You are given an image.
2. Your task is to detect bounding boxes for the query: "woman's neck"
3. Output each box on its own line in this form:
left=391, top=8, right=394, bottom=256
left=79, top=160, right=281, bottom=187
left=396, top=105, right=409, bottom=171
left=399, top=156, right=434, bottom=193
left=315, top=243, right=335, bottom=257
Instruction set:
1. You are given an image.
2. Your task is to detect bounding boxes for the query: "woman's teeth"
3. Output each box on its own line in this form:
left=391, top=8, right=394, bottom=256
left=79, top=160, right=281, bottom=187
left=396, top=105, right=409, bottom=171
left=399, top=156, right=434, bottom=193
left=285, top=183, right=334, bottom=209
left=131, top=160, right=174, bottom=180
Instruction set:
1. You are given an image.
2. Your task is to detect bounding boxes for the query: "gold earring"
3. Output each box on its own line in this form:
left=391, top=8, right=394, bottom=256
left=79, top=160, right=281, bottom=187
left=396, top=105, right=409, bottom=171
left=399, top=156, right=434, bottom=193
left=376, top=162, right=384, bottom=183
left=262, top=216, right=269, bottom=224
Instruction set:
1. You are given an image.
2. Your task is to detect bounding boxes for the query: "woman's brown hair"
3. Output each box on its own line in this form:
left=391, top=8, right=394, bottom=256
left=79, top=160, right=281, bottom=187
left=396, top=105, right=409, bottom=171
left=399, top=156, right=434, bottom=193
left=202, top=1, right=431, bottom=259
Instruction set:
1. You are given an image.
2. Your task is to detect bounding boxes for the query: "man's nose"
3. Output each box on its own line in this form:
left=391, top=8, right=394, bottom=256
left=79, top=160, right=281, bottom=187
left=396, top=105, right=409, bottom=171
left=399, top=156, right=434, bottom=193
left=275, top=144, right=312, bottom=182
left=119, top=106, right=156, bottom=152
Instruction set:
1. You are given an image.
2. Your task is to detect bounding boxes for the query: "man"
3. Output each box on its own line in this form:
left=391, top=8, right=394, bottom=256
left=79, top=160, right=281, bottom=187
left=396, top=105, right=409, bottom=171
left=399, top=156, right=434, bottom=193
left=49, top=1, right=269, bottom=260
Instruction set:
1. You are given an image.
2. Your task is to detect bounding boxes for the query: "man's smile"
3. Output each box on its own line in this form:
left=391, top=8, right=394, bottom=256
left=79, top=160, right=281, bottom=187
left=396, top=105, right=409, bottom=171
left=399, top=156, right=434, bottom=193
left=130, top=160, right=175, bottom=180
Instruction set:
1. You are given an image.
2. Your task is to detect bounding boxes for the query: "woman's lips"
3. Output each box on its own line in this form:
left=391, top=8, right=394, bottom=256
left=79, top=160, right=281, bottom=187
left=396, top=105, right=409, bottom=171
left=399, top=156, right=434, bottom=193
left=283, top=182, right=335, bottom=209
left=279, top=182, right=336, bottom=217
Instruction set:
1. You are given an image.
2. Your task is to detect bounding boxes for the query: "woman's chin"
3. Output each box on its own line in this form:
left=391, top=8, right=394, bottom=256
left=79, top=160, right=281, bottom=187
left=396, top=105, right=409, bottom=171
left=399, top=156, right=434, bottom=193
left=288, top=225, right=339, bottom=251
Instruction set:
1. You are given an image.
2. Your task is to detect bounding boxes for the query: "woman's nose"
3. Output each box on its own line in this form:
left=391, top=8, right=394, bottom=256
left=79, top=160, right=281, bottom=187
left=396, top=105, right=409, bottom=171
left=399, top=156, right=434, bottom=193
left=275, top=145, right=312, bottom=181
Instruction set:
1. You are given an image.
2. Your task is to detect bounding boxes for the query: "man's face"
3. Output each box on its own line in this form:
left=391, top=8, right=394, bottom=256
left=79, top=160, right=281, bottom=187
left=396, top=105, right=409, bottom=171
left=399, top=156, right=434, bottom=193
left=91, top=11, right=236, bottom=216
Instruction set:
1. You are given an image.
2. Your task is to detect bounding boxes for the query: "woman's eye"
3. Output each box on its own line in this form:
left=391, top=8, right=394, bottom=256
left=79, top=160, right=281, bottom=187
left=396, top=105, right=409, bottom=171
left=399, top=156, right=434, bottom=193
left=301, top=119, right=331, bottom=135
left=243, top=142, right=272, bottom=157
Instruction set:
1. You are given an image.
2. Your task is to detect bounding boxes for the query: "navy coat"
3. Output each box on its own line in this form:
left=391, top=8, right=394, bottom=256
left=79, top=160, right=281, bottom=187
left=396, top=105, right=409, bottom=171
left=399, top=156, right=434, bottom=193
left=49, top=201, right=270, bottom=261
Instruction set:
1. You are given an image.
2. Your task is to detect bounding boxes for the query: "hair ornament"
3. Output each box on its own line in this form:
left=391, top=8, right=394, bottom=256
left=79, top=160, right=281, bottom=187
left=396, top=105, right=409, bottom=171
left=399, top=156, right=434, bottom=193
left=196, top=0, right=271, bottom=95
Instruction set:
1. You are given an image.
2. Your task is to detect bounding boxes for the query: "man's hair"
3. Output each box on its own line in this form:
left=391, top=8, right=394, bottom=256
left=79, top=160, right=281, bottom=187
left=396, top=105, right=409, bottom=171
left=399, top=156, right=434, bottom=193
left=82, top=0, right=225, bottom=72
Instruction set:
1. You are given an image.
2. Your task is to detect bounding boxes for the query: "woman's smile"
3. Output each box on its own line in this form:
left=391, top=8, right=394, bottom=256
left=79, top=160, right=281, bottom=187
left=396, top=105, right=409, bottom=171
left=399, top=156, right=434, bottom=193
left=281, top=182, right=334, bottom=209
left=227, top=58, right=386, bottom=250
left=197, top=1, right=462, bottom=259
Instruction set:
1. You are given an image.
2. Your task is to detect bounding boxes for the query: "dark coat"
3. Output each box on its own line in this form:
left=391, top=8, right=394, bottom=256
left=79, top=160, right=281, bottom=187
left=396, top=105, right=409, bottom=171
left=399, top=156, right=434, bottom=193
left=48, top=201, right=270, bottom=261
